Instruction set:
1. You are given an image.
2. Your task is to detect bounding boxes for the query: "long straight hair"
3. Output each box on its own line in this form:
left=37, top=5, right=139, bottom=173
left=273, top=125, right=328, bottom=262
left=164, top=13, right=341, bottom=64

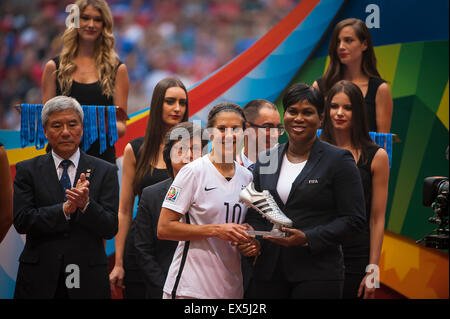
left=133, top=77, right=189, bottom=195
left=322, top=18, right=381, bottom=95
left=320, top=80, right=376, bottom=165
left=58, top=0, right=118, bottom=97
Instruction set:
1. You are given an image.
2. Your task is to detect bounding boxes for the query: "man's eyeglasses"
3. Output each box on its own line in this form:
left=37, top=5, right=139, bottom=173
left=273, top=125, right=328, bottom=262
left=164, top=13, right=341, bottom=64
left=247, top=122, right=285, bottom=135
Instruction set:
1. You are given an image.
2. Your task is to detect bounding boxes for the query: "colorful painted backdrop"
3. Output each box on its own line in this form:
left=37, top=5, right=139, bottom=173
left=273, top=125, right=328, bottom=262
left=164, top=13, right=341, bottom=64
left=1, top=0, right=448, bottom=298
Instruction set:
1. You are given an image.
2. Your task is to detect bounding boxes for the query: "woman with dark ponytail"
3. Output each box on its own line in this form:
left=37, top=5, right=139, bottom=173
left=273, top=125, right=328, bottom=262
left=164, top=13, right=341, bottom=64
left=158, top=102, right=259, bottom=299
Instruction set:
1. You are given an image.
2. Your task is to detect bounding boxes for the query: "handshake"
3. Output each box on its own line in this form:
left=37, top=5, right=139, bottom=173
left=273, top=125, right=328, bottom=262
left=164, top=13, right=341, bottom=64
left=234, top=183, right=309, bottom=252
left=221, top=182, right=310, bottom=259
left=231, top=223, right=261, bottom=258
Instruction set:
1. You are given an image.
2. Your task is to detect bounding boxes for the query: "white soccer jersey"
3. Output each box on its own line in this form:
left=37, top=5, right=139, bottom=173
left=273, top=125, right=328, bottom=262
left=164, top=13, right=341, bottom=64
left=162, top=154, right=253, bottom=299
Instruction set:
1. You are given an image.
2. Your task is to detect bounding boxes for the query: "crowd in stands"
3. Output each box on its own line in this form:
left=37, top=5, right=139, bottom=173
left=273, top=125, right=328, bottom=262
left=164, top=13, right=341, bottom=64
left=0, top=0, right=296, bottom=130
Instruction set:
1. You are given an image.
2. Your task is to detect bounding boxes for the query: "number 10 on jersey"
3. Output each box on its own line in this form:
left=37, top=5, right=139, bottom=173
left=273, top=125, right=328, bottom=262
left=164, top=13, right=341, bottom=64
left=224, top=202, right=243, bottom=223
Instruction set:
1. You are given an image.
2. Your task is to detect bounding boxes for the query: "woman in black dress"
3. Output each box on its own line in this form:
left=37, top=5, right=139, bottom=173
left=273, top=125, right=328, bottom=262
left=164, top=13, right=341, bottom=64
left=41, top=0, right=129, bottom=164
left=320, top=80, right=389, bottom=298
left=313, top=18, right=393, bottom=133
left=109, top=77, right=189, bottom=298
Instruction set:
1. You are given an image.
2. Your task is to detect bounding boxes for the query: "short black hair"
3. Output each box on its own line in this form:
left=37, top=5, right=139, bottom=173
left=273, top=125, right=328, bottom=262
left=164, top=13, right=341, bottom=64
left=243, top=99, right=277, bottom=123
left=282, top=83, right=324, bottom=114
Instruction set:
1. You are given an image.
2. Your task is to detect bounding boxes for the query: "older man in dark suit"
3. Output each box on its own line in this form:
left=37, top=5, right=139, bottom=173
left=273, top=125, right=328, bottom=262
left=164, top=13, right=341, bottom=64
left=13, top=96, right=119, bottom=299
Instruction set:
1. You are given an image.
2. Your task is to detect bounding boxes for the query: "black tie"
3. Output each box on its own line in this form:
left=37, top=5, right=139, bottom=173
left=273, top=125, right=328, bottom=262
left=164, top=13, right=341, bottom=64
left=60, top=160, right=72, bottom=200
left=248, top=163, right=255, bottom=172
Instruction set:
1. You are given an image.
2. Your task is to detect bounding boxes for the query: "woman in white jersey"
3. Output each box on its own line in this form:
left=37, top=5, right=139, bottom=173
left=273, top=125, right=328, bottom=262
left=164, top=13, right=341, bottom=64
left=157, top=102, right=259, bottom=299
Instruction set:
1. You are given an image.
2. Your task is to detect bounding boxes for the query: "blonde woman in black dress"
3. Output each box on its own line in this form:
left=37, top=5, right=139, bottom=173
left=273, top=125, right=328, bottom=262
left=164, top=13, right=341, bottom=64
left=41, top=0, right=129, bottom=164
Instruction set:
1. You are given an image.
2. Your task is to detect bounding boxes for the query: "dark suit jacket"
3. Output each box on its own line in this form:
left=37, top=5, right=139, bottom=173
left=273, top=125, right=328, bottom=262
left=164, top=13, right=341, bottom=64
left=245, top=138, right=366, bottom=282
left=13, top=151, right=119, bottom=298
left=133, top=178, right=178, bottom=298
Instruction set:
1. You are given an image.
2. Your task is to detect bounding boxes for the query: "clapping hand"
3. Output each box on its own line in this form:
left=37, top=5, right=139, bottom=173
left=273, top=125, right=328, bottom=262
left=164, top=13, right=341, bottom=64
left=64, top=173, right=90, bottom=213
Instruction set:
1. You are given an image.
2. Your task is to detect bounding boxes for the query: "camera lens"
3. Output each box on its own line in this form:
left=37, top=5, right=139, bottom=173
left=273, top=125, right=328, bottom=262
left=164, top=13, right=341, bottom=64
left=437, top=180, right=449, bottom=195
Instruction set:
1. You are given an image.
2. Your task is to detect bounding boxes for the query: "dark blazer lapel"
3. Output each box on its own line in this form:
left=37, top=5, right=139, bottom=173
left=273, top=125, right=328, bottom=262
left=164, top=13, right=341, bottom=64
left=154, top=178, right=173, bottom=206
left=262, top=143, right=287, bottom=208
left=40, top=152, right=65, bottom=202
left=72, top=151, right=93, bottom=222
left=75, top=151, right=93, bottom=186
left=265, top=143, right=287, bottom=191
left=286, top=138, right=324, bottom=204
left=161, top=178, right=173, bottom=197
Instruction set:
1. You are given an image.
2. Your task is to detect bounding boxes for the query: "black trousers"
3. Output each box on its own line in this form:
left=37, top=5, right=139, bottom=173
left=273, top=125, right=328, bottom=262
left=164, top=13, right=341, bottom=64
left=343, top=255, right=368, bottom=299
left=343, top=272, right=365, bottom=299
left=247, top=258, right=343, bottom=299
left=54, top=262, right=69, bottom=299
left=122, top=282, right=146, bottom=299
left=123, top=269, right=146, bottom=299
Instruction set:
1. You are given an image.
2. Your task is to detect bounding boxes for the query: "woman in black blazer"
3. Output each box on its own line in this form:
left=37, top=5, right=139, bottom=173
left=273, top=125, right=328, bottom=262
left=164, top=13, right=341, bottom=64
left=244, top=83, right=366, bottom=299
left=133, top=121, right=207, bottom=298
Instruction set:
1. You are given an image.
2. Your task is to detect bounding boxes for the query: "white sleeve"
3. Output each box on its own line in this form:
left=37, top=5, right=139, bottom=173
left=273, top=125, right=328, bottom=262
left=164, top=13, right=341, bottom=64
left=162, top=164, right=196, bottom=215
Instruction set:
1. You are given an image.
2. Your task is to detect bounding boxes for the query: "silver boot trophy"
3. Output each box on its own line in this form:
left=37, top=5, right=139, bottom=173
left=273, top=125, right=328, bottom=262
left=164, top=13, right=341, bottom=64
left=239, top=182, right=292, bottom=237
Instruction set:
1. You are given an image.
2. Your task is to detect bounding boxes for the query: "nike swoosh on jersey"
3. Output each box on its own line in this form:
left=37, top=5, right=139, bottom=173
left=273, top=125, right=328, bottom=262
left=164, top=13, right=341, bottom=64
left=204, top=187, right=217, bottom=191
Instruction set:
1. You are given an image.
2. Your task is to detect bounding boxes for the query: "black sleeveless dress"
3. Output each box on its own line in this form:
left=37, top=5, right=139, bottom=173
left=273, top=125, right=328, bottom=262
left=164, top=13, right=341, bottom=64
left=316, top=77, right=386, bottom=132
left=342, top=144, right=381, bottom=298
left=128, top=137, right=169, bottom=196
left=122, top=137, right=169, bottom=299
left=52, top=56, right=122, bottom=164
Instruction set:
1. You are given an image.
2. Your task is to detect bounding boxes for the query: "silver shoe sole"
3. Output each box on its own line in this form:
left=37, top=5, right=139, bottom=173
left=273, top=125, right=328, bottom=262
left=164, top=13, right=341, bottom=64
left=239, top=199, right=293, bottom=227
